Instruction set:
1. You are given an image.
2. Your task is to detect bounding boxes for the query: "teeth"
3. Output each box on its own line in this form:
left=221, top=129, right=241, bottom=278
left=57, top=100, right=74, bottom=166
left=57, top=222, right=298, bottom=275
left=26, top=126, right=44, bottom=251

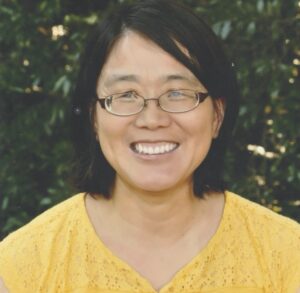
left=133, top=143, right=178, bottom=155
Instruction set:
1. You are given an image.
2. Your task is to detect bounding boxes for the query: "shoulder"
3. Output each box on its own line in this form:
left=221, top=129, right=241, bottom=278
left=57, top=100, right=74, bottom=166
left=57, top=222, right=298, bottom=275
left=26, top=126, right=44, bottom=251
left=225, top=191, right=300, bottom=256
left=226, top=190, right=300, bottom=234
left=0, top=193, right=86, bottom=292
left=226, top=191, right=300, bottom=290
left=226, top=191, right=300, bottom=245
left=0, top=193, right=85, bottom=246
left=226, top=191, right=300, bottom=285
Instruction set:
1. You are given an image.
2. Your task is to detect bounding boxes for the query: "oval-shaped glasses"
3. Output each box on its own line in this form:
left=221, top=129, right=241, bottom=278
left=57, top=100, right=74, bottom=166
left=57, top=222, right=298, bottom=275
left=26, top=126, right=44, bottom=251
left=96, top=89, right=209, bottom=116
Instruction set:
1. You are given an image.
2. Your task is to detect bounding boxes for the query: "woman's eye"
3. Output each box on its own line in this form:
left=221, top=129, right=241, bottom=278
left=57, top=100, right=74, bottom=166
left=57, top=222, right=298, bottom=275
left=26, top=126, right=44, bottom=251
left=117, top=91, right=136, bottom=99
left=120, top=92, right=134, bottom=98
left=113, top=91, right=138, bottom=103
left=171, top=90, right=181, bottom=95
left=168, top=90, right=185, bottom=98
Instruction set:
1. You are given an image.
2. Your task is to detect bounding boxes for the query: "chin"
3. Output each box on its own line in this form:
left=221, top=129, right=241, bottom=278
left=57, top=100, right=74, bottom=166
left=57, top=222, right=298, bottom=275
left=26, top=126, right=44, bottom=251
left=129, top=177, right=187, bottom=194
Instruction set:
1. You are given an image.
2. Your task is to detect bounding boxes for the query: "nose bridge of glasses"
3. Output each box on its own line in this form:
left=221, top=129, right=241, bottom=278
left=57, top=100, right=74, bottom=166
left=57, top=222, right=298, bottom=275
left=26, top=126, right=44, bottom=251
left=136, top=96, right=172, bottom=127
left=143, top=97, right=161, bottom=108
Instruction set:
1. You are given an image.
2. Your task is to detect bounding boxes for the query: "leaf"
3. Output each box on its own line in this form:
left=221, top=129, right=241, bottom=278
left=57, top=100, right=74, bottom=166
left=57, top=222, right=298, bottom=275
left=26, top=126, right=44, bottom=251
left=62, top=78, right=71, bottom=97
left=40, top=197, right=52, bottom=205
left=0, top=6, right=14, bottom=16
left=257, top=0, right=264, bottom=13
left=1, top=196, right=9, bottom=211
left=220, top=21, right=231, bottom=40
left=247, top=22, right=256, bottom=35
left=53, top=75, right=71, bottom=96
left=53, top=75, right=67, bottom=92
left=212, top=21, right=232, bottom=40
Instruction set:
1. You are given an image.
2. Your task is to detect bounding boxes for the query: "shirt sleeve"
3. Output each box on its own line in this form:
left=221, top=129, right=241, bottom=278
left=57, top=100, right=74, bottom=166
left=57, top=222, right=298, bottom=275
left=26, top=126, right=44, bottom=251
left=281, top=223, right=300, bottom=293
left=0, top=233, right=40, bottom=293
left=0, top=240, right=23, bottom=293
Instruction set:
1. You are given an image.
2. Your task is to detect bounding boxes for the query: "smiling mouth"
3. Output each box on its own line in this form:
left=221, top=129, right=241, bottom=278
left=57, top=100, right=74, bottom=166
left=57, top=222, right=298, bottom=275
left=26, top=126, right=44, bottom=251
left=130, top=142, right=179, bottom=155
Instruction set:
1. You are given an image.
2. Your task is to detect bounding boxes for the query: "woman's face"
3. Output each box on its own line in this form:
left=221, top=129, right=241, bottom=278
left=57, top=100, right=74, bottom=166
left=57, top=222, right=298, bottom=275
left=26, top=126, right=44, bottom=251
left=95, top=31, right=222, bottom=194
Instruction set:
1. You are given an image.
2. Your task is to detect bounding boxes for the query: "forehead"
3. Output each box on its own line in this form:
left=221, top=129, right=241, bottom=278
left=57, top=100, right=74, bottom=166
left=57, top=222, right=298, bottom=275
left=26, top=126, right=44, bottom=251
left=97, top=31, right=200, bottom=87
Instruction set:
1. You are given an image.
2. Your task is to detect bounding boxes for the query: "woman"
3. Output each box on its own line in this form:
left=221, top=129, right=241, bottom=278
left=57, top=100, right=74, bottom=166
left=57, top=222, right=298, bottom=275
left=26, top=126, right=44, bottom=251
left=0, top=0, right=299, bottom=292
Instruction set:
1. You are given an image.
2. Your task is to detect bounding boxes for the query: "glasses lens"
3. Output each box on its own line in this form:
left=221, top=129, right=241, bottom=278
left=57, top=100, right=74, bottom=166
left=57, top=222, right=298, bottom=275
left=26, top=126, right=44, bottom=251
left=160, top=90, right=199, bottom=112
left=105, top=92, right=144, bottom=115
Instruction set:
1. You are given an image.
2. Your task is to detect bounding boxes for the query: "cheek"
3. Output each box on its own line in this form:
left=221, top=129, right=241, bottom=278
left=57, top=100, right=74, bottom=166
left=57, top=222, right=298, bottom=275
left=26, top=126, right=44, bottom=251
left=97, top=121, right=118, bottom=155
left=180, top=108, right=217, bottom=164
left=183, top=108, right=217, bottom=141
left=98, top=126, right=112, bottom=153
left=94, top=110, right=112, bottom=153
left=95, top=113, right=130, bottom=162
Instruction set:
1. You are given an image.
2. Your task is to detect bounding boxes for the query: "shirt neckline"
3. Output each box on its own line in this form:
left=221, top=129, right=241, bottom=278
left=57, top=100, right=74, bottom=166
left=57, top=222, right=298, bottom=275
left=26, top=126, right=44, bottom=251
left=79, top=191, right=231, bottom=293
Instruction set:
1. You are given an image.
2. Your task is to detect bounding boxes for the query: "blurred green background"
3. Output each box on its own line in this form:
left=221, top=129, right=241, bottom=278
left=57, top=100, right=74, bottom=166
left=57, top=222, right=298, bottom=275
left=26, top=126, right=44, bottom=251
left=0, top=0, right=299, bottom=239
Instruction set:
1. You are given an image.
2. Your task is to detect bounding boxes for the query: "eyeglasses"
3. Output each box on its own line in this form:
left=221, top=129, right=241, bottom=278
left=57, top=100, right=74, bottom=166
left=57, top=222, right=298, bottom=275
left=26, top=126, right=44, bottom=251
left=96, top=89, right=209, bottom=116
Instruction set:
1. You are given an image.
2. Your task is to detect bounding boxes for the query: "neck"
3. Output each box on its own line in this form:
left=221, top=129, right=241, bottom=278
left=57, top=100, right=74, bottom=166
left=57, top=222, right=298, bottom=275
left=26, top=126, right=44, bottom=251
left=107, top=177, right=210, bottom=244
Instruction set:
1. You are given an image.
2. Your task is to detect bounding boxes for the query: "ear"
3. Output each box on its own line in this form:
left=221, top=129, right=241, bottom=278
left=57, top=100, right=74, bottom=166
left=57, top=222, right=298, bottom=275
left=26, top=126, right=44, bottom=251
left=212, top=97, right=225, bottom=139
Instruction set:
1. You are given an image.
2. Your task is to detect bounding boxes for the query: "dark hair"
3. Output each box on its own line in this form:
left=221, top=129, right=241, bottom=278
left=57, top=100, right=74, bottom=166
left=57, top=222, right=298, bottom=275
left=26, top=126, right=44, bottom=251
left=71, top=0, right=239, bottom=198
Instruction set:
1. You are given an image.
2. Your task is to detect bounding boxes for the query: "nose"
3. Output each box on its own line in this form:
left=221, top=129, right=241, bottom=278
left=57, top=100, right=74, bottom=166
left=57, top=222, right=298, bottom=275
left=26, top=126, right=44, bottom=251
left=134, top=99, right=172, bottom=130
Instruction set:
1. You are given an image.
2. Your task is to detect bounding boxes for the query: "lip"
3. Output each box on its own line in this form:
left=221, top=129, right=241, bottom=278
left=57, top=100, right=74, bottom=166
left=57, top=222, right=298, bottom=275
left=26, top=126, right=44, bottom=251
left=129, top=140, right=180, bottom=159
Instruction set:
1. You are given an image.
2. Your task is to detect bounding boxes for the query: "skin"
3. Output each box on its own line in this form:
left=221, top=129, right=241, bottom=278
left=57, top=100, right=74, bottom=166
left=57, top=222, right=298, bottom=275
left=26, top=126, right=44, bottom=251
left=95, top=30, right=223, bottom=197
left=90, top=30, right=226, bottom=289
left=1, top=31, right=299, bottom=292
left=1, top=31, right=225, bottom=292
left=0, top=278, right=9, bottom=293
left=90, top=33, right=300, bottom=291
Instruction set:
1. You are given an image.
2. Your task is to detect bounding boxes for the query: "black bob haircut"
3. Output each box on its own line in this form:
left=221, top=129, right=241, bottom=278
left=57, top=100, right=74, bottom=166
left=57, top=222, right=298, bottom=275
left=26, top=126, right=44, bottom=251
left=71, top=0, right=239, bottom=198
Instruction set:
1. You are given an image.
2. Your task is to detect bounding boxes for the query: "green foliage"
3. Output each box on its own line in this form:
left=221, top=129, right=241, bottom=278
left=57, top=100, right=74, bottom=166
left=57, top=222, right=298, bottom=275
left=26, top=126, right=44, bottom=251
left=0, top=0, right=299, bottom=239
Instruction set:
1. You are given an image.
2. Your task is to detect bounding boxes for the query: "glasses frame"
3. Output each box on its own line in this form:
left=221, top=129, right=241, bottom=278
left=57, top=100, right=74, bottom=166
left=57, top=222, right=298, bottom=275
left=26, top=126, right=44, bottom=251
left=96, top=89, right=209, bottom=116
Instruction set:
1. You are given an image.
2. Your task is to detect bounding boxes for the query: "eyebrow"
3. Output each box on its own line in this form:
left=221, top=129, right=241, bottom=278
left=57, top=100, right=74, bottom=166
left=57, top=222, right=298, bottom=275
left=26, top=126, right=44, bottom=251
left=103, top=74, right=138, bottom=88
left=103, top=73, right=199, bottom=88
left=164, top=74, right=199, bottom=84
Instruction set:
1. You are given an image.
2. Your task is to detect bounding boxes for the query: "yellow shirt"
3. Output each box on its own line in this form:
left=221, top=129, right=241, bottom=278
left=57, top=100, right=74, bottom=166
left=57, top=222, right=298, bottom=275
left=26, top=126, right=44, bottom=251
left=0, top=191, right=299, bottom=293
